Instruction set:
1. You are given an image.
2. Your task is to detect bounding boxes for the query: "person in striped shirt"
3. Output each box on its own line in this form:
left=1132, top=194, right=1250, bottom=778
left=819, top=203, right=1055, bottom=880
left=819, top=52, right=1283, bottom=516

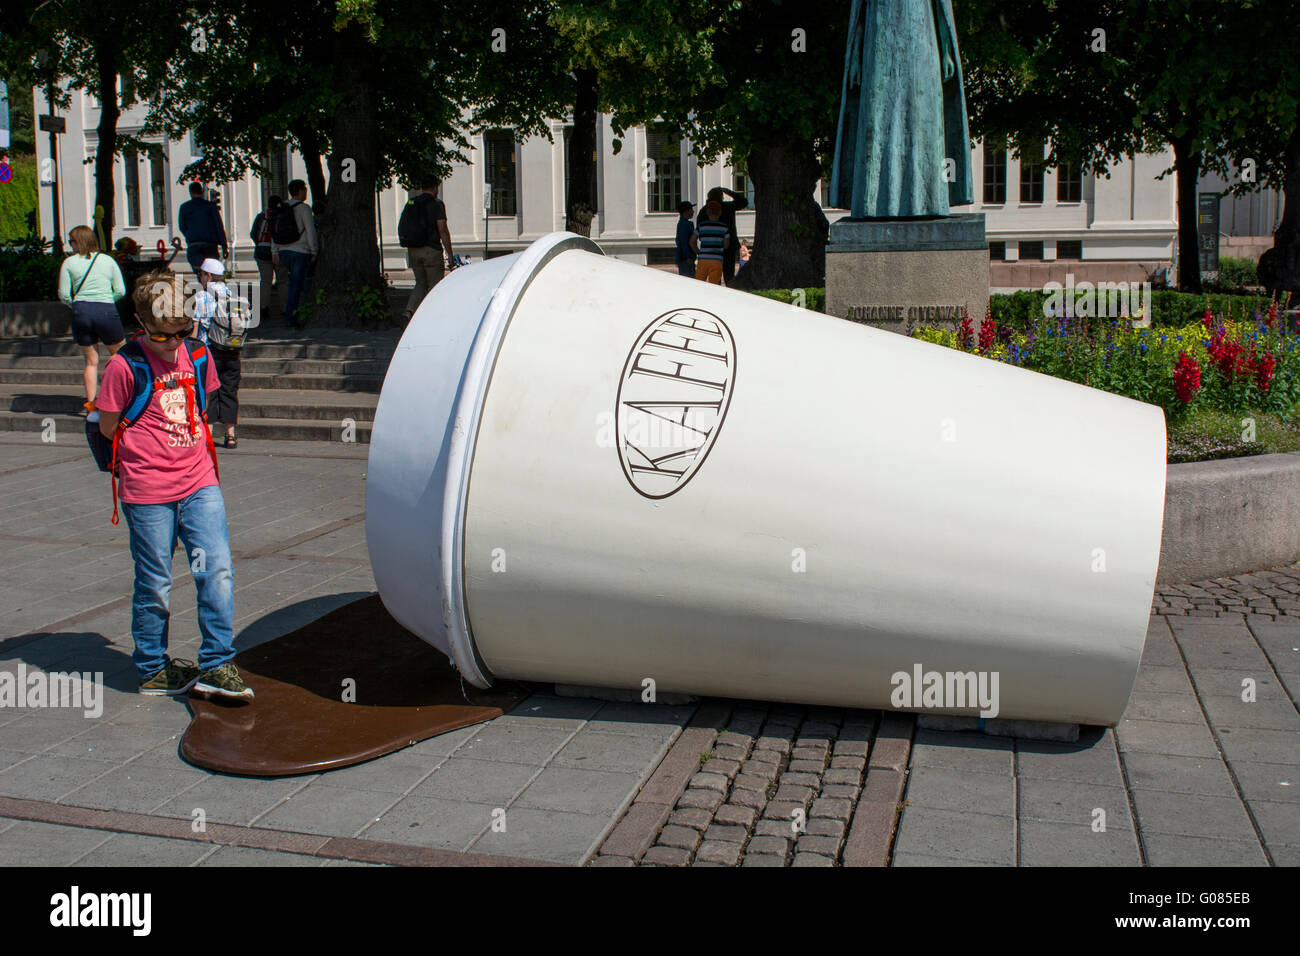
left=690, top=197, right=731, bottom=284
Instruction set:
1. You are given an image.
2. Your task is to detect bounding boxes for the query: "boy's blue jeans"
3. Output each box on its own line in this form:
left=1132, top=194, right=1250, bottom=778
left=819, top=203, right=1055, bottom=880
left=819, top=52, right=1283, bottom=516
left=120, top=485, right=235, bottom=680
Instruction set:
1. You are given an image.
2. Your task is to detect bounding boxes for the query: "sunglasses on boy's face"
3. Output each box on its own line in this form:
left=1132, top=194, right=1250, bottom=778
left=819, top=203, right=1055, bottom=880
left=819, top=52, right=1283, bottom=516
left=141, top=323, right=194, bottom=342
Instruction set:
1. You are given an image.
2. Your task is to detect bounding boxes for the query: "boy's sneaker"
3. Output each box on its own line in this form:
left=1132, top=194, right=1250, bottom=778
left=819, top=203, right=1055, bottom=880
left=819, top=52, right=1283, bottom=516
left=193, top=663, right=254, bottom=701
left=139, top=658, right=200, bottom=696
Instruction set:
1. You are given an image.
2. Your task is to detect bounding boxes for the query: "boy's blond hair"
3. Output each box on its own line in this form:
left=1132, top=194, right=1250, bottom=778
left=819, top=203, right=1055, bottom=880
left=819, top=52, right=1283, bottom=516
left=131, top=270, right=189, bottom=331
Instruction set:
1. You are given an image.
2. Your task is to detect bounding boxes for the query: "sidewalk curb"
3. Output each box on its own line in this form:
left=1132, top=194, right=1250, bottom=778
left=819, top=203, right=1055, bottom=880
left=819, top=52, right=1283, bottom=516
left=842, top=713, right=915, bottom=867
left=0, top=796, right=557, bottom=867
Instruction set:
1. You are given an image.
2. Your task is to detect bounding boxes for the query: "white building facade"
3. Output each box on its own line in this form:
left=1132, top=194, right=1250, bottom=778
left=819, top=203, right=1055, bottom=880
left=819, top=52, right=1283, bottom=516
left=36, top=84, right=1274, bottom=289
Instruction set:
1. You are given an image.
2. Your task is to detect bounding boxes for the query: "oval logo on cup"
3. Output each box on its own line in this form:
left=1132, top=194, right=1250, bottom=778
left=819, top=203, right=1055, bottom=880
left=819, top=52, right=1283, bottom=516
left=616, top=309, right=735, bottom=499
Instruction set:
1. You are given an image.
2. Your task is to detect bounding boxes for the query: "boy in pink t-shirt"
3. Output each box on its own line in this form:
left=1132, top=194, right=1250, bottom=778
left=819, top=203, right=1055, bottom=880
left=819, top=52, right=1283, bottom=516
left=97, top=271, right=253, bottom=701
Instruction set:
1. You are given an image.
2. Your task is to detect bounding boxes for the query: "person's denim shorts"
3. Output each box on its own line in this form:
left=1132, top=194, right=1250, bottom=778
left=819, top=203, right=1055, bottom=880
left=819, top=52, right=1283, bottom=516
left=70, top=301, right=126, bottom=347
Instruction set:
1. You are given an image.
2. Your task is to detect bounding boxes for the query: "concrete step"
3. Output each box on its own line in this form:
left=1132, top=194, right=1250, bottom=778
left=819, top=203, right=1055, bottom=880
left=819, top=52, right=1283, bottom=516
left=0, top=409, right=373, bottom=444
left=0, top=334, right=400, bottom=362
left=0, top=369, right=384, bottom=392
left=1, top=385, right=379, bottom=423
left=0, top=354, right=393, bottom=376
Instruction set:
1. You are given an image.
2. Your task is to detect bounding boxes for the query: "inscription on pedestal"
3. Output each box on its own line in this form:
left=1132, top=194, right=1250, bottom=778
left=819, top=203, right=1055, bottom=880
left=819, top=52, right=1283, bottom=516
left=846, top=305, right=965, bottom=325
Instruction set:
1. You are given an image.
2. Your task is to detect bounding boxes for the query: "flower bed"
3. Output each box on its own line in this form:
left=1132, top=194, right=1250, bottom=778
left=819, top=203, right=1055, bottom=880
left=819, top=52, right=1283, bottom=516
left=912, top=303, right=1300, bottom=463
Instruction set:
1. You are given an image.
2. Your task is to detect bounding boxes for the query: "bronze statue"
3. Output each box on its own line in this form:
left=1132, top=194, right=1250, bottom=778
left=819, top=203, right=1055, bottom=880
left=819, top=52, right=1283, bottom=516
left=830, top=0, right=974, bottom=219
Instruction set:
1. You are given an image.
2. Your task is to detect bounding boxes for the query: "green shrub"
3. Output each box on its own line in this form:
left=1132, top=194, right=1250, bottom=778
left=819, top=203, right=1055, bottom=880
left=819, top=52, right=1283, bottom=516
left=1207, top=255, right=1258, bottom=291
left=986, top=288, right=1274, bottom=330
left=0, top=237, right=61, bottom=302
left=748, top=287, right=826, bottom=312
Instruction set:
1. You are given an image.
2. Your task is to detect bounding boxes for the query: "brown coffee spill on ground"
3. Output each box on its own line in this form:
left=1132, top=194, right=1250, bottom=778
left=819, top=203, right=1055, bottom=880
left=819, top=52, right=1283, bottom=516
left=180, top=595, right=528, bottom=776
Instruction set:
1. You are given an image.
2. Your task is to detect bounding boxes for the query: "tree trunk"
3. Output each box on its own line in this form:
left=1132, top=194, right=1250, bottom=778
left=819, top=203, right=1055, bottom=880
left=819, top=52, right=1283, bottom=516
left=1172, top=136, right=1203, bottom=294
left=294, top=123, right=328, bottom=205
left=1258, top=114, right=1300, bottom=305
left=729, top=139, right=828, bottom=291
left=314, top=25, right=384, bottom=327
left=94, top=46, right=120, bottom=253
left=565, top=68, right=598, bottom=237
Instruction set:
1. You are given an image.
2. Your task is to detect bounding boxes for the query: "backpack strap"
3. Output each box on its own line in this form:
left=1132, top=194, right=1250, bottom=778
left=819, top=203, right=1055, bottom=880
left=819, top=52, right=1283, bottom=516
left=184, top=339, right=220, bottom=486
left=107, top=337, right=219, bottom=525
left=109, top=338, right=153, bottom=525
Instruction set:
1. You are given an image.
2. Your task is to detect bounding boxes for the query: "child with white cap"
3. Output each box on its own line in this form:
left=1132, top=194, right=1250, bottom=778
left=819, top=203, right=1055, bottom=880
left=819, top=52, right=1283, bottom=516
left=194, top=258, right=243, bottom=448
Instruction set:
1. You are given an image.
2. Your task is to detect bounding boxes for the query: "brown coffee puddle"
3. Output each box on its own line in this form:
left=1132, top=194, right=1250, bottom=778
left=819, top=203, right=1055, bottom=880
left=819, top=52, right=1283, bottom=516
left=180, top=595, right=526, bottom=777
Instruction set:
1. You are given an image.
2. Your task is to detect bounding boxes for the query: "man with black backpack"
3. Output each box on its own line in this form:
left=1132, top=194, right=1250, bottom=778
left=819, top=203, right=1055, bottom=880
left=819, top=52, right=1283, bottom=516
left=270, top=180, right=319, bottom=328
left=398, top=177, right=455, bottom=323
left=249, top=195, right=287, bottom=322
left=178, top=182, right=229, bottom=276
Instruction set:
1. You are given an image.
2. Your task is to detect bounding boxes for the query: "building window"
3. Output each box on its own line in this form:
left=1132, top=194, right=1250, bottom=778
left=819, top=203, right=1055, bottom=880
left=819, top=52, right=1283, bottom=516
left=563, top=124, right=598, bottom=213
left=1057, top=161, right=1082, bottom=203
left=646, top=123, right=682, bottom=213
left=1019, top=142, right=1045, bottom=203
left=119, top=70, right=136, bottom=108
left=484, top=130, right=517, bottom=217
left=983, top=141, right=1007, bottom=204
left=1057, top=240, right=1083, bottom=260
left=261, top=146, right=289, bottom=205
left=732, top=156, right=755, bottom=206
left=646, top=248, right=677, bottom=265
left=123, top=150, right=141, bottom=227
left=1019, top=240, right=1044, bottom=260
left=149, top=147, right=167, bottom=226
left=988, top=241, right=1006, bottom=260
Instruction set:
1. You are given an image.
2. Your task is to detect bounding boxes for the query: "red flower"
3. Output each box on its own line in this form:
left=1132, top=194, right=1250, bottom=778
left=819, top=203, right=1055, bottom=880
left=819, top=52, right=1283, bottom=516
left=978, top=314, right=996, bottom=354
left=1206, top=330, right=1246, bottom=382
left=1202, top=308, right=1214, bottom=331
left=1254, top=352, right=1276, bottom=391
left=957, top=314, right=974, bottom=351
left=1265, top=300, right=1280, bottom=331
left=1173, top=351, right=1201, bottom=404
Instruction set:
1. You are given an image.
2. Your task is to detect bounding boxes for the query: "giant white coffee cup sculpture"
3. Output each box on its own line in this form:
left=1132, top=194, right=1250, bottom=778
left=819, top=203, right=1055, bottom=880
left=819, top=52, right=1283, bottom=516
left=366, top=233, right=1166, bottom=726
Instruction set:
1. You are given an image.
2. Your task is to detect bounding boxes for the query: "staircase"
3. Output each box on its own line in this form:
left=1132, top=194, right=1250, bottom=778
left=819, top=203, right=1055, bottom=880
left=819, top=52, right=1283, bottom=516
left=0, top=329, right=403, bottom=444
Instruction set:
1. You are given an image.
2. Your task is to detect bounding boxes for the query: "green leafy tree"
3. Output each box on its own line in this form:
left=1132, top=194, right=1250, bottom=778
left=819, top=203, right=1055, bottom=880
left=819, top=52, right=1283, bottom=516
left=0, top=0, right=187, bottom=252
left=613, top=0, right=847, bottom=290
left=148, top=0, right=563, bottom=325
left=544, top=1, right=714, bottom=236
left=960, top=0, right=1293, bottom=295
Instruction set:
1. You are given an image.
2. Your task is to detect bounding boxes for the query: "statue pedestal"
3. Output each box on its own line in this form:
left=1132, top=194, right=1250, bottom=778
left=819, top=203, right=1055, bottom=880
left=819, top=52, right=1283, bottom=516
left=825, top=213, right=988, bottom=335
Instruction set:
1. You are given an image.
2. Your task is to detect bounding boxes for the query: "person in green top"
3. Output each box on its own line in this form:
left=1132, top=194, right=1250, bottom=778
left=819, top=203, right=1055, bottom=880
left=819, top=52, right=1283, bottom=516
left=58, top=225, right=128, bottom=412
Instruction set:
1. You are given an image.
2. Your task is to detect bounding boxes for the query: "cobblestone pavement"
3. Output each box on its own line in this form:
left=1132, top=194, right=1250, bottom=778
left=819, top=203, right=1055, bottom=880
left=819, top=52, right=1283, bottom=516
left=1152, top=567, right=1300, bottom=621
left=593, top=564, right=1300, bottom=867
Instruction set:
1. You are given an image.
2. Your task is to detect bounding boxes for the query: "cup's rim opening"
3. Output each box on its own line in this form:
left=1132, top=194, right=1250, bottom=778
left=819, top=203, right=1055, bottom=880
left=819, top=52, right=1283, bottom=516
left=441, top=232, right=604, bottom=686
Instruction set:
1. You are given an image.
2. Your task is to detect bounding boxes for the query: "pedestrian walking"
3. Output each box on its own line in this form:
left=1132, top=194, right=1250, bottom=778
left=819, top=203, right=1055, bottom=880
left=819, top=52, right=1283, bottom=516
left=696, top=186, right=748, bottom=283
left=398, top=177, right=455, bottom=322
left=95, top=269, right=252, bottom=701
left=192, top=258, right=248, bottom=448
left=675, top=201, right=697, bottom=277
left=249, top=195, right=287, bottom=322
left=691, top=198, right=730, bottom=285
left=271, top=180, right=319, bottom=327
left=177, top=182, right=229, bottom=275
left=58, top=225, right=127, bottom=413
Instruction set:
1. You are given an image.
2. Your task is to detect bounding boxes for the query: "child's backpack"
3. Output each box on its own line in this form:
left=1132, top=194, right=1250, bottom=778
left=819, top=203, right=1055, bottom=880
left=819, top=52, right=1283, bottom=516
left=207, top=285, right=254, bottom=349
left=397, top=194, right=434, bottom=248
left=271, top=201, right=303, bottom=245
left=84, top=336, right=220, bottom=525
